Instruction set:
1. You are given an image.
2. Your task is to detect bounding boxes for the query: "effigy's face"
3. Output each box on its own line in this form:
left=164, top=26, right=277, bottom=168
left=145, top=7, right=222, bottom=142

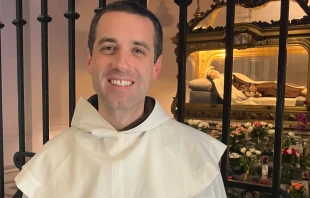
left=209, top=70, right=220, bottom=79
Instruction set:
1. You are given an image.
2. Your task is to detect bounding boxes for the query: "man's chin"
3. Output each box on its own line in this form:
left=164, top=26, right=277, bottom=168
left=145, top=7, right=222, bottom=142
left=105, top=99, right=138, bottom=110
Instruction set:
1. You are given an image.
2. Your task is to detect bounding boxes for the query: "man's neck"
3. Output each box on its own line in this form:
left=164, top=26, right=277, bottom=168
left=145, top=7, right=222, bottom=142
left=98, top=100, right=145, bottom=131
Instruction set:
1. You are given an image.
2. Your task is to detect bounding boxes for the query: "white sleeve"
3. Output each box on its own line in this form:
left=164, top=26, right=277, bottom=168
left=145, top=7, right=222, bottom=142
left=194, top=173, right=226, bottom=198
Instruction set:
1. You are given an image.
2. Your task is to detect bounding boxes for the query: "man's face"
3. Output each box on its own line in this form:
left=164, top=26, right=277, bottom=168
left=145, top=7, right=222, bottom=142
left=87, top=11, right=162, bottom=110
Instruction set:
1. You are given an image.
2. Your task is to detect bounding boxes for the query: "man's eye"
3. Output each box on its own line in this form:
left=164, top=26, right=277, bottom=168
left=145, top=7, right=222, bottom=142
left=134, top=49, right=145, bottom=54
left=100, top=46, right=116, bottom=54
left=102, top=46, right=115, bottom=51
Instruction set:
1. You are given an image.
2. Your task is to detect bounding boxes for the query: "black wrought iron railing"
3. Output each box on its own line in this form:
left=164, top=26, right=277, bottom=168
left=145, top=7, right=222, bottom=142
left=12, top=0, right=27, bottom=171
left=37, top=0, right=52, bottom=145
left=95, top=0, right=107, bottom=13
left=64, top=0, right=80, bottom=124
left=174, top=0, right=292, bottom=197
left=0, top=21, right=5, bottom=198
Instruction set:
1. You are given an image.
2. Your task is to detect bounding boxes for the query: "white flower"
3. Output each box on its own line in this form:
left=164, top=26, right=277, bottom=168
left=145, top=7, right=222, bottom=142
left=268, top=129, right=275, bottom=135
left=255, top=150, right=261, bottom=155
left=261, top=121, right=267, bottom=126
left=198, top=122, right=209, bottom=128
left=246, top=151, right=252, bottom=157
left=192, top=120, right=201, bottom=125
left=187, top=119, right=194, bottom=125
left=240, top=147, right=246, bottom=153
left=248, top=126, right=253, bottom=132
left=250, top=148, right=256, bottom=153
left=268, top=124, right=273, bottom=128
left=288, top=132, right=295, bottom=137
left=229, top=152, right=241, bottom=159
left=244, top=122, right=251, bottom=128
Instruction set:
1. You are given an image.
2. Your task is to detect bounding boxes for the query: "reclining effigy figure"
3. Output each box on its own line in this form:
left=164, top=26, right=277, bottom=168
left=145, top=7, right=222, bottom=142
left=204, top=66, right=307, bottom=98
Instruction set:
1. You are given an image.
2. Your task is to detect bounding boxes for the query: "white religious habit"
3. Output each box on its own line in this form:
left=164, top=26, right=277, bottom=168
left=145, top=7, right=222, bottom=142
left=15, top=97, right=227, bottom=198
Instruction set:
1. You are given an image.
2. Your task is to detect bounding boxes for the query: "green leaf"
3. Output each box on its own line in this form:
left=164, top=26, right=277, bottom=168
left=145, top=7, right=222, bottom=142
left=232, top=165, right=241, bottom=171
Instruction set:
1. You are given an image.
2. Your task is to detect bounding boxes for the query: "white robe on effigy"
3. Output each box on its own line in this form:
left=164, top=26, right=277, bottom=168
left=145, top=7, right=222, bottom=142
left=15, top=97, right=227, bottom=198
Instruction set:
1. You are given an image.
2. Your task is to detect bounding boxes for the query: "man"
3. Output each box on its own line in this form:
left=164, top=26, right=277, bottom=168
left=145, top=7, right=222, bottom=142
left=15, top=1, right=227, bottom=197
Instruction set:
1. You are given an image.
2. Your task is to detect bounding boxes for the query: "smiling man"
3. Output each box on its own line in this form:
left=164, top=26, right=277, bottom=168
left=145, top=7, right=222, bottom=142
left=86, top=9, right=162, bottom=131
left=15, top=1, right=227, bottom=198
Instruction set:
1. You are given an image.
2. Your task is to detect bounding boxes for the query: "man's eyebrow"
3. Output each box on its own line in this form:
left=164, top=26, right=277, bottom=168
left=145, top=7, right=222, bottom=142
left=133, top=41, right=150, bottom=51
left=97, top=37, right=117, bottom=47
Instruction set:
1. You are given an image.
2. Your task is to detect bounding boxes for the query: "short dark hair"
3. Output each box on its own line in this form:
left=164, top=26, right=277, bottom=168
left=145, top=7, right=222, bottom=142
left=88, top=1, right=163, bottom=63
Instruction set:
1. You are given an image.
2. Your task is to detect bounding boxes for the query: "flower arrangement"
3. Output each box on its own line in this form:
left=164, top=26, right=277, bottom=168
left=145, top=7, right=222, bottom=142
left=281, top=148, right=301, bottom=184
left=239, top=147, right=261, bottom=181
left=229, top=123, right=249, bottom=152
left=283, top=132, right=296, bottom=148
left=229, top=152, right=242, bottom=172
left=209, top=130, right=222, bottom=141
left=186, top=119, right=210, bottom=133
left=282, top=147, right=300, bottom=167
left=202, top=122, right=249, bottom=152
left=244, top=121, right=273, bottom=150
left=288, top=182, right=304, bottom=198
left=186, top=118, right=310, bottom=189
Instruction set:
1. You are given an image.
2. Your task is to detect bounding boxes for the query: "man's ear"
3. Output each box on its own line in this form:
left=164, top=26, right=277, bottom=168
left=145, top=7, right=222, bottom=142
left=86, top=49, right=92, bottom=74
left=152, top=55, right=162, bottom=80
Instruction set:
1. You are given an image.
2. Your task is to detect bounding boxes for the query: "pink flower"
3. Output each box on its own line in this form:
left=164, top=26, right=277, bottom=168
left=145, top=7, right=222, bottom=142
left=287, top=148, right=292, bottom=155
left=296, top=152, right=300, bottom=157
left=253, top=121, right=262, bottom=128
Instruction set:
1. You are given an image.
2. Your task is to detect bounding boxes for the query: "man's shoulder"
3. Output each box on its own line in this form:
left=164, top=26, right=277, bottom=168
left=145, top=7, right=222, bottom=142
left=22, top=127, right=78, bottom=167
left=39, top=127, right=76, bottom=149
left=15, top=127, right=78, bottom=195
left=153, top=119, right=226, bottom=165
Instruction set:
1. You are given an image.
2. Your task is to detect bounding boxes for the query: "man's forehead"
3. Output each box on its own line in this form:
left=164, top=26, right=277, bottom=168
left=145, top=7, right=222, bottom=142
left=98, top=11, right=154, bottom=29
left=95, top=11, right=155, bottom=46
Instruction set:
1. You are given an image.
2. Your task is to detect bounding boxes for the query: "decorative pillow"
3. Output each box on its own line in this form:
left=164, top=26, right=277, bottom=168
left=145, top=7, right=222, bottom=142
left=188, top=78, right=212, bottom=91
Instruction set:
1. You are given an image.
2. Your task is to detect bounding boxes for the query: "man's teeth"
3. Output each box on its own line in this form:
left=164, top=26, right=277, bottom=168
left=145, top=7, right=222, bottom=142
left=110, top=80, right=133, bottom=86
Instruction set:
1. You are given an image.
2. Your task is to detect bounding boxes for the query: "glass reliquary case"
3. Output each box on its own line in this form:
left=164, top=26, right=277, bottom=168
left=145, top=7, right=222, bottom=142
left=171, top=0, right=310, bottom=128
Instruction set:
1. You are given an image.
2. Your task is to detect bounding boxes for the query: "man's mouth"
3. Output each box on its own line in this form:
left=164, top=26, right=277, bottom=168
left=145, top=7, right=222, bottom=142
left=109, top=79, right=133, bottom=86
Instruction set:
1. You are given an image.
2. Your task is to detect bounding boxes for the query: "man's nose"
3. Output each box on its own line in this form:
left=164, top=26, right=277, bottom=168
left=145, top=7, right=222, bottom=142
left=113, top=51, right=130, bottom=72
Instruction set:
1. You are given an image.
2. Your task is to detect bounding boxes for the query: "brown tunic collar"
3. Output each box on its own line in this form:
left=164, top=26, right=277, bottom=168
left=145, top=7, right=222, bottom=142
left=87, top=94, right=155, bottom=131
